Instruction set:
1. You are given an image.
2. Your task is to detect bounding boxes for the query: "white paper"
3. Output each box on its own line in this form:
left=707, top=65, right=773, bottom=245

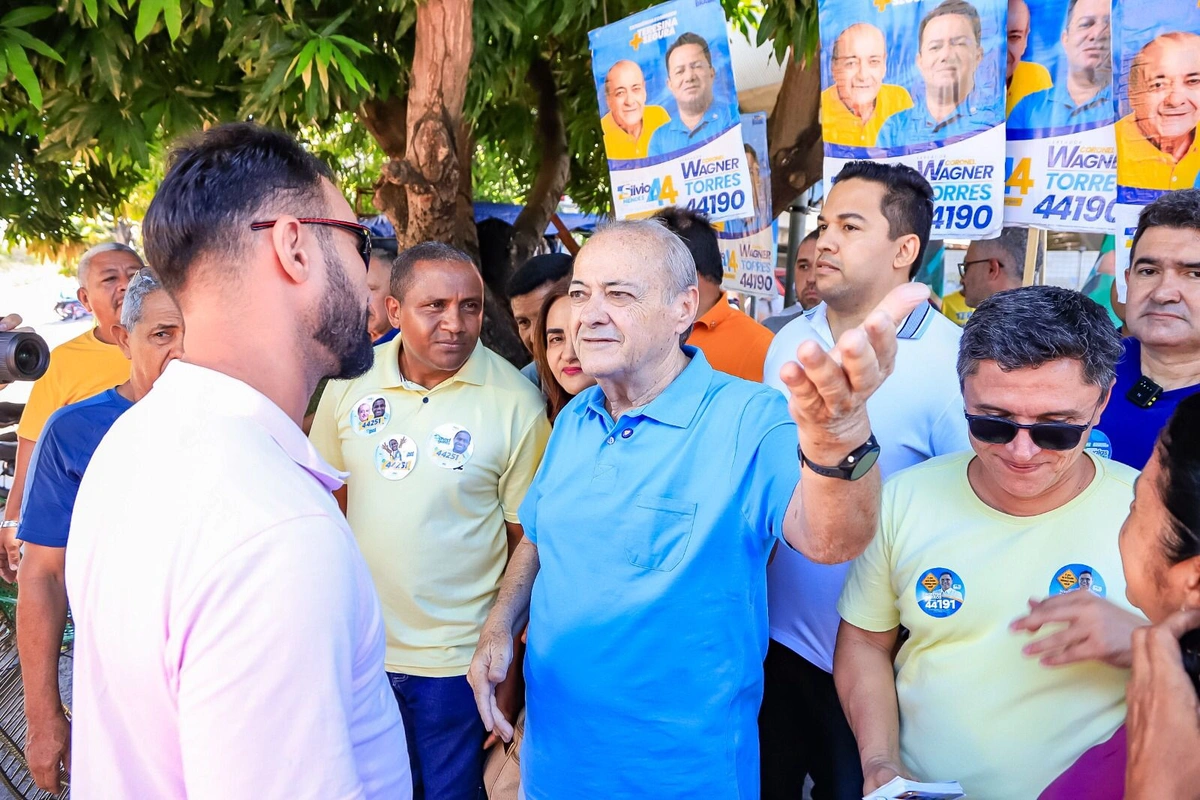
left=864, top=776, right=966, bottom=800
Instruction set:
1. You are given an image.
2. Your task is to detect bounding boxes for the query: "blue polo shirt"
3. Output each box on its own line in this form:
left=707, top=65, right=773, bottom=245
left=19, top=388, right=133, bottom=547
left=1008, top=81, right=1115, bottom=133
left=518, top=347, right=799, bottom=799
left=647, top=101, right=739, bottom=157
left=1091, top=338, right=1200, bottom=469
left=875, top=88, right=997, bottom=150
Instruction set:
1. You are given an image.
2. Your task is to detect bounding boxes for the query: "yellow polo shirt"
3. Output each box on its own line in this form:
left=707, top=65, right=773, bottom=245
left=939, top=290, right=974, bottom=327
left=310, top=336, right=550, bottom=676
left=18, top=328, right=130, bottom=442
left=820, top=84, right=913, bottom=148
left=1116, top=113, right=1200, bottom=191
left=1007, top=61, right=1053, bottom=115
left=687, top=294, right=774, bottom=383
left=601, top=105, right=670, bottom=160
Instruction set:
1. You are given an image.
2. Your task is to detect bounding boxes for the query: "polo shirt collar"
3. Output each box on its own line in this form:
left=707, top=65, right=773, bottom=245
left=1049, top=80, right=1112, bottom=114
left=913, top=86, right=983, bottom=133
left=804, top=299, right=932, bottom=344
left=577, top=346, right=713, bottom=429
left=378, top=334, right=488, bottom=391
left=693, top=293, right=736, bottom=330
left=159, top=361, right=346, bottom=492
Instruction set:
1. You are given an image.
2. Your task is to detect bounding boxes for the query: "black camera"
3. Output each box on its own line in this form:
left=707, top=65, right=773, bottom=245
left=0, top=331, right=50, bottom=384
left=1182, top=628, right=1200, bottom=697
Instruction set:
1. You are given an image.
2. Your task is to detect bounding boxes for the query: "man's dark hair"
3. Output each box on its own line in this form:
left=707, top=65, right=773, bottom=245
left=1131, top=189, right=1200, bottom=262
left=506, top=253, right=574, bottom=299
left=833, top=161, right=935, bottom=279
left=666, top=32, right=713, bottom=69
left=391, top=241, right=475, bottom=300
left=801, top=229, right=819, bottom=245
left=957, top=285, right=1123, bottom=391
left=144, top=123, right=334, bottom=296
left=919, top=0, right=982, bottom=48
left=653, top=207, right=723, bottom=285
left=1156, top=393, right=1200, bottom=565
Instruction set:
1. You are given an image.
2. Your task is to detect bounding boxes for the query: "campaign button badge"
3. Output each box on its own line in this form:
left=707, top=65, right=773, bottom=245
left=376, top=435, right=417, bottom=480
left=351, top=395, right=391, bottom=437
left=916, top=568, right=966, bottom=618
left=429, top=424, right=474, bottom=470
left=1085, top=429, right=1112, bottom=460
left=1050, top=564, right=1106, bottom=597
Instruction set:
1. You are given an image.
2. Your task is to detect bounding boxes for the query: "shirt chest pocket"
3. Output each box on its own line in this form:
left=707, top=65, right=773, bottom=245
left=623, top=495, right=696, bottom=572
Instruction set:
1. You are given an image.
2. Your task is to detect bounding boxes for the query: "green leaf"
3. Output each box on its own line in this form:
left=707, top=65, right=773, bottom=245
left=162, top=0, right=182, bottom=40
left=107, top=0, right=127, bottom=17
left=331, top=46, right=368, bottom=92
left=7, top=29, right=65, bottom=62
left=328, top=33, right=370, bottom=56
left=5, top=43, right=42, bottom=108
left=82, top=0, right=99, bottom=23
left=0, top=6, right=56, bottom=27
left=289, top=38, right=318, bottom=79
left=318, top=8, right=353, bottom=37
left=0, top=51, right=7, bottom=79
left=315, top=40, right=332, bottom=92
left=134, top=0, right=163, bottom=42
left=281, top=0, right=294, bottom=17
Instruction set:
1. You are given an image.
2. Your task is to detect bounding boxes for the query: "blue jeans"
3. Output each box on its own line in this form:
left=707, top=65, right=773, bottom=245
left=389, top=672, right=485, bottom=800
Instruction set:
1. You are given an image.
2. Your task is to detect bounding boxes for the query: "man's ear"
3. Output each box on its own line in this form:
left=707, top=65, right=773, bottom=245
left=113, top=323, right=132, bottom=360
left=384, top=295, right=402, bottom=329
left=77, top=286, right=94, bottom=313
left=893, top=234, right=920, bottom=275
left=269, top=217, right=310, bottom=284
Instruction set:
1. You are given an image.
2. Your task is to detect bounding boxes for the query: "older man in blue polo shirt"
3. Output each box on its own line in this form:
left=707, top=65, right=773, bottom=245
left=467, top=218, right=929, bottom=799
left=647, top=33, right=739, bottom=157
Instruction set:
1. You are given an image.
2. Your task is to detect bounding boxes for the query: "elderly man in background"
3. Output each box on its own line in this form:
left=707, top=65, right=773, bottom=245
left=958, top=226, right=1030, bottom=310
left=16, top=269, right=183, bottom=794
left=467, top=217, right=929, bottom=799
left=1005, top=0, right=1052, bottom=113
left=821, top=23, right=913, bottom=148
left=601, top=60, right=670, bottom=160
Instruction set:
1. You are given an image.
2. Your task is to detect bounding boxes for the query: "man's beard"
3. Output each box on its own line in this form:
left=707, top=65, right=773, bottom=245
left=314, top=237, right=375, bottom=380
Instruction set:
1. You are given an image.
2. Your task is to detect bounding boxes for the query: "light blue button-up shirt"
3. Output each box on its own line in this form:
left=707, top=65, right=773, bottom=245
left=1008, top=81, right=1115, bottom=133
left=647, top=100, right=739, bottom=157
left=518, top=347, right=799, bottom=799
left=876, top=87, right=998, bottom=150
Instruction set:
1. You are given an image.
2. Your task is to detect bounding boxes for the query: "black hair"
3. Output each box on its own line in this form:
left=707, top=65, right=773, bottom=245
left=143, top=122, right=334, bottom=296
left=833, top=161, right=934, bottom=279
left=801, top=229, right=819, bottom=244
left=1131, top=189, right=1200, bottom=263
left=1156, top=393, right=1200, bottom=564
left=391, top=241, right=475, bottom=300
left=957, top=285, right=1123, bottom=390
left=666, top=32, right=712, bottom=70
left=506, top=253, right=574, bottom=299
left=919, top=0, right=982, bottom=48
left=652, top=206, right=723, bottom=286
left=371, top=238, right=399, bottom=262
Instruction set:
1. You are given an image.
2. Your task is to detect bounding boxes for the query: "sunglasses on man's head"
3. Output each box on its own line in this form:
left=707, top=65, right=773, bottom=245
left=963, top=413, right=1091, bottom=451
left=250, top=218, right=373, bottom=268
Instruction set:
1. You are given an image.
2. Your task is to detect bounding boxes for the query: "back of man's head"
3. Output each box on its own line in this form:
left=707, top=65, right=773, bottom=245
left=978, top=227, right=1030, bottom=279
left=958, top=285, right=1122, bottom=391
left=143, top=123, right=334, bottom=298
left=652, top=207, right=723, bottom=286
left=506, top=253, right=574, bottom=300
left=1131, top=189, right=1200, bottom=261
left=833, top=161, right=935, bottom=279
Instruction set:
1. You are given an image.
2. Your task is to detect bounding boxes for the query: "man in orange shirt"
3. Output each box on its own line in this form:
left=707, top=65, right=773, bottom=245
left=653, top=208, right=773, bottom=382
left=0, top=243, right=141, bottom=580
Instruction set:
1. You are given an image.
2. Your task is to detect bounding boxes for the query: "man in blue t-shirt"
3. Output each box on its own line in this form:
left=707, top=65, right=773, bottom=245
left=15, top=269, right=183, bottom=795
left=1091, top=191, right=1200, bottom=469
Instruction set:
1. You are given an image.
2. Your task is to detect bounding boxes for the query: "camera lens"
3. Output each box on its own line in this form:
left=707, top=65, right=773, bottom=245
left=14, top=340, right=40, bottom=375
left=0, top=331, right=50, bottom=383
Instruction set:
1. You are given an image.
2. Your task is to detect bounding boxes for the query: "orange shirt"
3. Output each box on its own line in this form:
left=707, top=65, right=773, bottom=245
left=687, top=295, right=774, bottom=383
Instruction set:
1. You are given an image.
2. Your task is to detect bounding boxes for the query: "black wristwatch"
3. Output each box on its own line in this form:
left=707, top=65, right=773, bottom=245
left=798, top=434, right=880, bottom=481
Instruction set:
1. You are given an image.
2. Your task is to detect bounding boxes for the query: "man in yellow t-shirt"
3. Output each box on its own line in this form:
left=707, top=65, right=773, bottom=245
left=1118, top=33, right=1200, bottom=191
left=0, top=243, right=141, bottom=580
left=600, top=60, right=670, bottom=161
left=310, top=243, right=549, bottom=798
left=1005, top=0, right=1052, bottom=114
left=836, top=287, right=1144, bottom=800
left=821, top=23, right=912, bottom=148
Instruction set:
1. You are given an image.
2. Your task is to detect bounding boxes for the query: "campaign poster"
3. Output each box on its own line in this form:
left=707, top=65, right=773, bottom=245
left=589, top=0, right=753, bottom=223
left=1112, top=0, right=1200, bottom=296
left=717, top=113, right=778, bottom=298
left=1004, top=0, right=1117, bottom=233
left=817, top=0, right=1007, bottom=239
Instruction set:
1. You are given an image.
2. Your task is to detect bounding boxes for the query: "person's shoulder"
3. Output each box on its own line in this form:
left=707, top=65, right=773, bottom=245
left=887, top=451, right=971, bottom=490
left=914, top=306, right=964, bottom=348
left=1093, top=454, right=1140, bottom=493
left=879, top=83, right=914, bottom=107
left=644, top=105, right=670, bottom=125
left=42, top=390, right=126, bottom=436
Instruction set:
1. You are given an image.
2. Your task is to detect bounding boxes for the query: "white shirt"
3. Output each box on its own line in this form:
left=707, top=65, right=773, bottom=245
left=65, top=362, right=410, bottom=799
left=763, top=301, right=969, bottom=672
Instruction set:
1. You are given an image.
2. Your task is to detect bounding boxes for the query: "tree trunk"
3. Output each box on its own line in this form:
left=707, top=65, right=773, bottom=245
left=767, top=48, right=824, bottom=216
left=361, top=95, right=409, bottom=234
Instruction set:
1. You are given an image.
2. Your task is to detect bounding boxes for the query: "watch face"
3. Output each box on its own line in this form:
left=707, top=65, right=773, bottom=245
left=848, top=446, right=881, bottom=481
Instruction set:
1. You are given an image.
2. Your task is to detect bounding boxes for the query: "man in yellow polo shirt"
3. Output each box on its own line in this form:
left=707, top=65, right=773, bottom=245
left=1117, top=32, right=1200, bottom=191
left=600, top=60, right=670, bottom=161
left=0, top=242, right=140, bottom=581
left=653, top=207, right=773, bottom=382
left=820, top=23, right=912, bottom=148
left=310, top=242, right=549, bottom=800
left=1005, top=0, right=1052, bottom=114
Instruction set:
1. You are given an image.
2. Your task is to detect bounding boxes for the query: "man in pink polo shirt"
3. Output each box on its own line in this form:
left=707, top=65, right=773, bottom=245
left=64, top=124, right=410, bottom=798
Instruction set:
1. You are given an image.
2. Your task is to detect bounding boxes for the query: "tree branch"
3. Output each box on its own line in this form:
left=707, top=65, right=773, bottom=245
left=767, top=47, right=824, bottom=215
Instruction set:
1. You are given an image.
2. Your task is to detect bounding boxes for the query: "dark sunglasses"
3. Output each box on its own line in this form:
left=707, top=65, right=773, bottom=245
left=963, top=413, right=1092, bottom=451
left=250, top=218, right=373, bottom=268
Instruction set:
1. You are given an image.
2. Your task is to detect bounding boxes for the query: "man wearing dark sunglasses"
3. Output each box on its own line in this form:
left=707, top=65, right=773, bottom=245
left=836, top=286, right=1146, bottom=800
